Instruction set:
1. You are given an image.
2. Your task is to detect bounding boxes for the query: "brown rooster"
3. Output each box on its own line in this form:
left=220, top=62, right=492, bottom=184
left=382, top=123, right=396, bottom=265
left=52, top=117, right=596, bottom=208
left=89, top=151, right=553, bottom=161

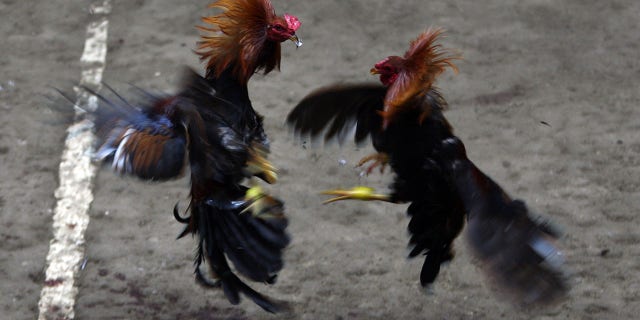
left=287, top=29, right=568, bottom=305
left=89, top=0, right=302, bottom=312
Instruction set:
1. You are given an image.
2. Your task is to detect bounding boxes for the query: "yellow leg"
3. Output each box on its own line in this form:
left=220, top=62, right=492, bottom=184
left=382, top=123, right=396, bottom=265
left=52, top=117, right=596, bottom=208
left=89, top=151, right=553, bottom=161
left=321, top=186, right=391, bottom=204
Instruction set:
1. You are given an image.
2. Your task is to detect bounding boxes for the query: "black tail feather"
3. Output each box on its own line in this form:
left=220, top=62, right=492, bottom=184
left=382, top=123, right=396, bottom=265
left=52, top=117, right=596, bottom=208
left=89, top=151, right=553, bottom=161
left=186, top=190, right=289, bottom=313
left=221, top=271, right=287, bottom=313
left=419, top=245, right=443, bottom=286
left=436, top=136, right=569, bottom=305
left=243, top=206, right=290, bottom=248
left=215, top=207, right=283, bottom=281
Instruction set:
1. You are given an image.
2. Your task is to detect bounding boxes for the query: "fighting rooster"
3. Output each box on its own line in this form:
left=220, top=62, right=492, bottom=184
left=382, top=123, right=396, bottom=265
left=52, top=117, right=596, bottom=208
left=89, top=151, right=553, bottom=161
left=90, top=0, right=302, bottom=312
left=287, top=29, right=567, bottom=305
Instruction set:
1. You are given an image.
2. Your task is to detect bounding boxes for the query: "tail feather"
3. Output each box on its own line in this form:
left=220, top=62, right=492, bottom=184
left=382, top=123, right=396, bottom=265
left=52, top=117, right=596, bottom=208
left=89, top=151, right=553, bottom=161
left=194, top=209, right=283, bottom=312
left=466, top=199, right=567, bottom=304
left=221, top=271, right=286, bottom=313
left=221, top=278, right=241, bottom=306
left=188, top=189, right=289, bottom=313
left=436, top=137, right=568, bottom=305
left=243, top=207, right=290, bottom=248
left=215, top=207, right=284, bottom=281
left=419, top=245, right=443, bottom=286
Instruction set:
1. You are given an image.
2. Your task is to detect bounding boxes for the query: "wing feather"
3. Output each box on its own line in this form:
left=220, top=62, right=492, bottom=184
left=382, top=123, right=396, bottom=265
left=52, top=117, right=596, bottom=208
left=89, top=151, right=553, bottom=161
left=92, top=90, right=188, bottom=181
left=286, top=84, right=387, bottom=145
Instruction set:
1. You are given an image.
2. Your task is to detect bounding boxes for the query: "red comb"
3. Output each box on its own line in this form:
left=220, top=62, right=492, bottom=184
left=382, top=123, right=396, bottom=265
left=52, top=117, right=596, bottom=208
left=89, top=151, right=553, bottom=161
left=284, top=14, right=301, bottom=31
left=374, top=57, right=391, bottom=70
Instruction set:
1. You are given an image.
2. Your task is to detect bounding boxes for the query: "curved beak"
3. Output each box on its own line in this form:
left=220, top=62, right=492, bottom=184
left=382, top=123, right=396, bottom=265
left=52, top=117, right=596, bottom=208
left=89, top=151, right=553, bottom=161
left=289, top=34, right=303, bottom=48
left=370, top=68, right=380, bottom=75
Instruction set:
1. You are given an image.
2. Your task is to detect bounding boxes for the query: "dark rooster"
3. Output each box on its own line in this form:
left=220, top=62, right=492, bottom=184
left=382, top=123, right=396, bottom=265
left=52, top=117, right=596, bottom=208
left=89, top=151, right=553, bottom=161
left=287, top=29, right=567, bottom=305
left=90, top=0, right=302, bottom=313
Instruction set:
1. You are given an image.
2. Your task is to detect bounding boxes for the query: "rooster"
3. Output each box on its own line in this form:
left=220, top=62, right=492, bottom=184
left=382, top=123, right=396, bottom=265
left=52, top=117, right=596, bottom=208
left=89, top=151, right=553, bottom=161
left=90, top=0, right=302, bottom=313
left=286, top=29, right=568, bottom=305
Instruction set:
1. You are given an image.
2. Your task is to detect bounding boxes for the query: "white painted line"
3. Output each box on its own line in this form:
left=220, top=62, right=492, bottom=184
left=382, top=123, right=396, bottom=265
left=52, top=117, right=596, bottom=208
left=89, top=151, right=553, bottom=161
left=38, top=1, right=111, bottom=319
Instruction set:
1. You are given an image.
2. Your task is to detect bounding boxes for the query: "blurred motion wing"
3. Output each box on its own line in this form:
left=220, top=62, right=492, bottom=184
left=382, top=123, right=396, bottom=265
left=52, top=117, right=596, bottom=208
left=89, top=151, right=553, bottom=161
left=92, top=90, right=188, bottom=181
left=286, top=84, right=387, bottom=145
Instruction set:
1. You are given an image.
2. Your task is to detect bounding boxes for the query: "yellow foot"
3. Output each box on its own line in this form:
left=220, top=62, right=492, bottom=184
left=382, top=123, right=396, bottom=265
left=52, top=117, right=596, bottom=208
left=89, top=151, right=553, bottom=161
left=357, top=152, right=389, bottom=175
left=241, top=185, right=285, bottom=219
left=321, top=186, right=390, bottom=204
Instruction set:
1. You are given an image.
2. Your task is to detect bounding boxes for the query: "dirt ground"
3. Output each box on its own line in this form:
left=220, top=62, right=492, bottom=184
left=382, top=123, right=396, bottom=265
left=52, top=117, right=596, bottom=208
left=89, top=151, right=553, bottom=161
left=1, top=0, right=639, bottom=319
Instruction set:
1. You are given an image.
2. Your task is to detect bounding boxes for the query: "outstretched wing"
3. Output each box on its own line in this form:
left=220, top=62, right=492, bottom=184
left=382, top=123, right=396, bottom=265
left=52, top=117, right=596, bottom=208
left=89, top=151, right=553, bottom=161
left=91, top=88, right=188, bottom=181
left=286, top=84, right=387, bottom=145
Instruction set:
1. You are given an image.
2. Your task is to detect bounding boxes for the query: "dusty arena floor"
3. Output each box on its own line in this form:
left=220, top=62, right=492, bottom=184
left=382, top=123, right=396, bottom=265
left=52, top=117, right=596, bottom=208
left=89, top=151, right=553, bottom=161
left=1, top=0, right=639, bottom=319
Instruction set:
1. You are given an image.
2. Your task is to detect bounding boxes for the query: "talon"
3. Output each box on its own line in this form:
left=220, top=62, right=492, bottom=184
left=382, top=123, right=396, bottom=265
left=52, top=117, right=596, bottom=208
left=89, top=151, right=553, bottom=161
left=240, top=185, right=267, bottom=215
left=246, top=146, right=278, bottom=183
left=245, top=184, right=265, bottom=200
left=240, top=184, right=285, bottom=219
left=356, top=152, right=389, bottom=175
left=321, top=186, right=390, bottom=204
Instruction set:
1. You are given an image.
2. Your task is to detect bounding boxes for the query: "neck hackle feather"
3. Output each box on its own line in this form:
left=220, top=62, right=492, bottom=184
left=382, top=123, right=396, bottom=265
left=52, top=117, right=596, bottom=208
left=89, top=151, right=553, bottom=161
left=196, top=0, right=279, bottom=84
left=382, top=28, right=461, bottom=126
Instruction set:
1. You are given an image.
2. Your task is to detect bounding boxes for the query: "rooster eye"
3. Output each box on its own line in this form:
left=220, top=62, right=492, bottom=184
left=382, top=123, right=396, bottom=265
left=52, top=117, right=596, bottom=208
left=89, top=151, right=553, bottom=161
left=273, top=25, right=285, bottom=32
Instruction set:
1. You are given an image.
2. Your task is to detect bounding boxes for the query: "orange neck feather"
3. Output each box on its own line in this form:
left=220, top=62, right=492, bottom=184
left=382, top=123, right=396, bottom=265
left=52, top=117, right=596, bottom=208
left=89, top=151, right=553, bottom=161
left=196, top=0, right=280, bottom=85
left=381, top=28, right=460, bottom=127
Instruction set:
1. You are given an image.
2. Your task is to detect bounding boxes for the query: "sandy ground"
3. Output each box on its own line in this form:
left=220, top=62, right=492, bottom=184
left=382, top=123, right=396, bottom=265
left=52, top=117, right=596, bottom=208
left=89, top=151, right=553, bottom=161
left=2, top=0, right=639, bottom=319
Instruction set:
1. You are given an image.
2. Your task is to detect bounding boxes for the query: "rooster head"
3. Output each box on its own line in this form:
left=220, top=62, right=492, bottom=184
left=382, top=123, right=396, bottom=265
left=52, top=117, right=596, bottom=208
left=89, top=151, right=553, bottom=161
left=370, top=56, right=404, bottom=87
left=372, top=28, right=459, bottom=127
left=197, top=0, right=302, bottom=84
left=267, top=13, right=302, bottom=47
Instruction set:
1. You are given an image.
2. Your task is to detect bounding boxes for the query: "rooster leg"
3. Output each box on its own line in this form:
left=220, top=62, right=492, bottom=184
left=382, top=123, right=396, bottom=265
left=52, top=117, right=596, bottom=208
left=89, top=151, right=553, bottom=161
left=321, top=186, right=391, bottom=204
left=356, top=152, right=389, bottom=175
left=245, top=147, right=278, bottom=184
